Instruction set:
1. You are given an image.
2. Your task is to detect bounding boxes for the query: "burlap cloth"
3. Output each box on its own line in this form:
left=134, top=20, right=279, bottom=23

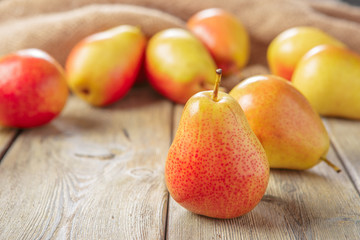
left=1, top=0, right=359, bottom=89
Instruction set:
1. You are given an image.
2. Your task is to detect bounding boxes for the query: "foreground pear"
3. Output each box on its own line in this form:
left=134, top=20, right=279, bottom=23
left=66, top=25, right=146, bottom=107
left=292, top=45, right=360, bottom=119
left=165, top=69, right=269, bottom=219
left=230, top=75, right=338, bottom=171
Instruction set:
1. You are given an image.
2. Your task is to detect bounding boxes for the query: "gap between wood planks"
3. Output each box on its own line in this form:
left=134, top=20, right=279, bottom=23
left=0, top=130, right=22, bottom=163
left=164, top=102, right=176, bottom=240
left=322, top=118, right=360, bottom=196
left=329, top=138, right=360, bottom=196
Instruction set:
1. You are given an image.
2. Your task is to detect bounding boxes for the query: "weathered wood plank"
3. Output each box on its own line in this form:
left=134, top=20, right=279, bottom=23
left=0, top=87, right=172, bottom=239
left=0, top=128, right=19, bottom=161
left=324, top=118, right=360, bottom=193
left=166, top=105, right=360, bottom=240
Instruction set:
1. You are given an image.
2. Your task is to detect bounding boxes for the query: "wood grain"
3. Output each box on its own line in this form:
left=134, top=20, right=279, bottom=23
left=324, top=118, right=360, bottom=193
left=1, top=90, right=360, bottom=240
left=0, top=128, right=19, bottom=161
left=0, top=87, right=172, bottom=239
left=166, top=105, right=360, bottom=240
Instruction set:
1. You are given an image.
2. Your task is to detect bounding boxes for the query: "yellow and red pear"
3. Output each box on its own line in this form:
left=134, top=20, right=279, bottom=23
left=187, top=8, right=250, bottom=75
left=66, top=25, right=146, bottom=107
left=292, top=44, right=360, bottom=119
left=0, top=49, right=68, bottom=128
left=230, top=75, right=334, bottom=170
left=165, top=69, right=269, bottom=219
left=267, top=26, right=345, bottom=80
left=145, top=28, right=217, bottom=104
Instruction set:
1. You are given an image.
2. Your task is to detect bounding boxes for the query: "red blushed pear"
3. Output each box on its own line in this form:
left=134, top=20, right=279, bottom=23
left=165, top=69, right=269, bottom=219
left=267, top=26, right=345, bottom=80
left=145, top=28, right=217, bottom=104
left=187, top=8, right=250, bottom=76
left=0, top=49, right=69, bottom=128
left=230, top=75, right=340, bottom=172
left=66, top=25, right=146, bottom=107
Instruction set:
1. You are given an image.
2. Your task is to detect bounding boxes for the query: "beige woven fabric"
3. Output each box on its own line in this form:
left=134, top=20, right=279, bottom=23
left=0, top=0, right=359, bottom=87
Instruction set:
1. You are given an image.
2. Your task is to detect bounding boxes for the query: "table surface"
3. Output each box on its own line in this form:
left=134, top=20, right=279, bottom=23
left=0, top=86, right=359, bottom=240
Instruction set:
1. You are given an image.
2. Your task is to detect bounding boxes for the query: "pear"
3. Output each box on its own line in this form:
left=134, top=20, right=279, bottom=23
left=145, top=28, right=217, bottom=104
left=230, top=75, right=339, bottom=171
left=0, top=49, right=68, bottom=128
left=267, top=26, right=345, bottom=80
left=66, top=25, right=146, bottom=107
left=292, top=44, right=360, bottom=119
left=165, top=69, right=269, bottom=219
left=187, top=8, right=250, bottom=76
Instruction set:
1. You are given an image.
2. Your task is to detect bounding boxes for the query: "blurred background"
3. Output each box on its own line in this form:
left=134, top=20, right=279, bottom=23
left=342, top=0, right=360, bottom=6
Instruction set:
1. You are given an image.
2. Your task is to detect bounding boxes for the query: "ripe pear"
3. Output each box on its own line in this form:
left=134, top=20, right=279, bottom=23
left=230, top=75, right=335, bottom=171
left=145, top=28, right=217, bottom=104
left=165, top=69, right=269, bottom=219
left=0, top=49, right=68, bottom=128
left=66, top=25, right=146, bottom=107
left=187, top=8, right=250, bottom=76
left=267, top=26, right=345, bottom=80
left=292, top=45, right=360, bottom=119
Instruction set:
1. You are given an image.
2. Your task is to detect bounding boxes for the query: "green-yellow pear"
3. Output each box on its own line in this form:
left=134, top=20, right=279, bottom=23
left=145, top=28, right=217, bottom=104
left=165, top=69, right=269, bottom=219
left=292, top=44, right=360, bottom=119
left=230, top=75, right=337, bottom=171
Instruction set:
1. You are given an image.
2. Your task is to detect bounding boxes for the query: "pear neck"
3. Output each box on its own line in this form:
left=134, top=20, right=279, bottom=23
left=212, top=69, right=222, bottom=102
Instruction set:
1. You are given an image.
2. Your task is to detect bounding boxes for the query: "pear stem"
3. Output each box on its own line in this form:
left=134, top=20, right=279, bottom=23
left=320, top=157, right=341, bottom=173
left=212, top=69, right=222, bottom=102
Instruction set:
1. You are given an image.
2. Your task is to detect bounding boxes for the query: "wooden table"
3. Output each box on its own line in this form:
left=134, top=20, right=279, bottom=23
left=0, top=86, right=359, bottom=239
